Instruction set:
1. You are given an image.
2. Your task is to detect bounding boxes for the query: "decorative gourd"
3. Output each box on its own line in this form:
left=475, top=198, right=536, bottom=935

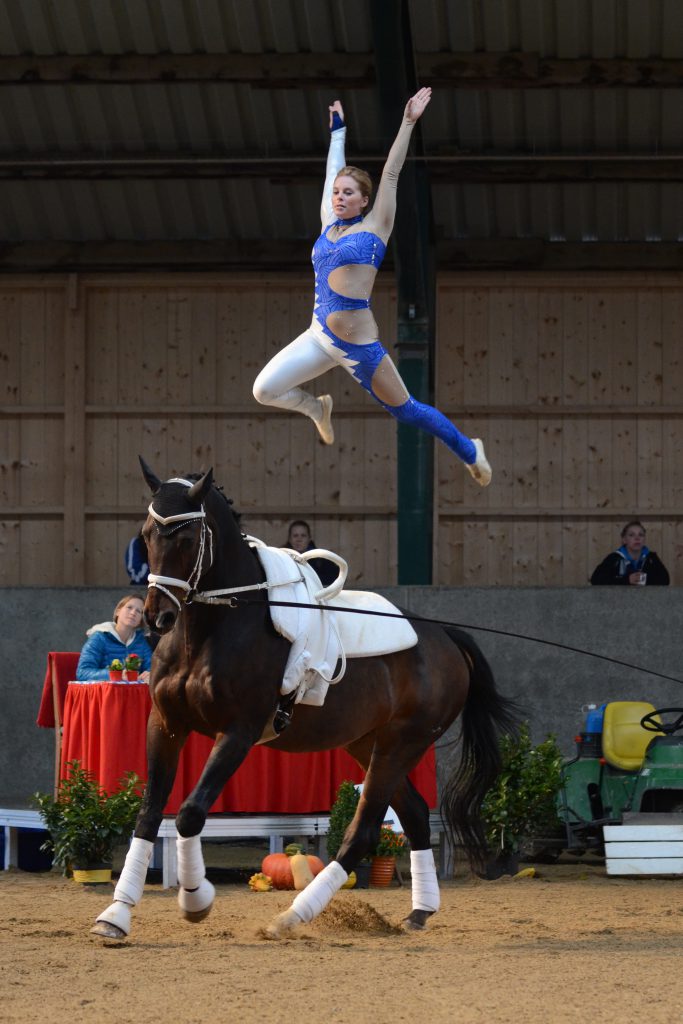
left=260, top=847, right=326, bottom=890
left=289, top=850, right=314, bottom=890
left=261, top=853, right=293, bottom=890
left=248, top=872, right=273, bottom=891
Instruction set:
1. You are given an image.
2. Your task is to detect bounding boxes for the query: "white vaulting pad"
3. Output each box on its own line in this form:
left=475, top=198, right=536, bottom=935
left=250, top=540, right=417, bottom=707
left=328, top=590, right=417, bottom=658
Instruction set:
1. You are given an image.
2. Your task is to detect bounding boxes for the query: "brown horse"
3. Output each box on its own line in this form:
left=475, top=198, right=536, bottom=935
left=92, top=461, right=516, bottom=940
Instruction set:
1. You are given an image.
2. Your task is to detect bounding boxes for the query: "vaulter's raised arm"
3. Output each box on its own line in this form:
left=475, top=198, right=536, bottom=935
left=368, top=86, right=432, bottom=241
left=320, top=99, right=347, bottom=227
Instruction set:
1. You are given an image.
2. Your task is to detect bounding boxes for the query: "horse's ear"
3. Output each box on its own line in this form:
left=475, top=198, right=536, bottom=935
left=139, top=455, right=161, bottom=494
left=187, top=468, right=214, bottom=504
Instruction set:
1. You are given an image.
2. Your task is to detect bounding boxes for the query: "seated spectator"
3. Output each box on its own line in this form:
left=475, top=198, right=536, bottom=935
left=125, top=526, right=149, bottom=585
left=283, top=519, right=339, bottom=588
left=590, top=520, right=670, bottom=586
left=76, top=594, right=153, bottom=681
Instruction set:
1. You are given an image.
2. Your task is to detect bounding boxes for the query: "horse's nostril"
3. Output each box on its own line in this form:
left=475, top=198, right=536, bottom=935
left=156, top=610, right=176, bottom=632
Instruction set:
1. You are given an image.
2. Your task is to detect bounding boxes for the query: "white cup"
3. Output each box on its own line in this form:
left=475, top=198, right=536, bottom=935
left=637, top=573, right=647, bottom=586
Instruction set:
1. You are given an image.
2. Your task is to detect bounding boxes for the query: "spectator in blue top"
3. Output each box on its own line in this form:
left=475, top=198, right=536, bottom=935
left=76, top=594, right=153, bottom=682
left=590, top=520, right=670, bottom=586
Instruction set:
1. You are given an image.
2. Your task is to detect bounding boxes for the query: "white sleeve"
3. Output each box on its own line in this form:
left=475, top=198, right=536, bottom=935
left=320, top=126, right=347, bottom=228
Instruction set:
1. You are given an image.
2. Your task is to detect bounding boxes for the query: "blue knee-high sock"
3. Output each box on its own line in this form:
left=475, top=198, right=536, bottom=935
left=381, top=395, right=476, bottom=465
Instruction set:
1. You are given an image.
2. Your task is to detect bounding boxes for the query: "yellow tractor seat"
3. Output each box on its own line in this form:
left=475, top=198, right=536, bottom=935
left=601, top=701, right=660, bottom=771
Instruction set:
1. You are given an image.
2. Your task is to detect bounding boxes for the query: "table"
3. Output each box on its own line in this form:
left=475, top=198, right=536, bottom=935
left=60, top=682, right=437, bottom=815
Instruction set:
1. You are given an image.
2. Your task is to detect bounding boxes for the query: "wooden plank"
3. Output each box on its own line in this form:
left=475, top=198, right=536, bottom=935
left=606, top=858, right=683, bottom=875
left=605, top=841, right=683, bottom=857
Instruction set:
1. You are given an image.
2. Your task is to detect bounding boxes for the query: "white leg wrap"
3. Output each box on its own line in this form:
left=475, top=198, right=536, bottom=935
left=290, top=861, right=348, bottom=924
left=177, top=834, right=206, bottom=890
left=113, top=838, right=154, bottom=906
left=178, top=877, right=216, bottom=915
left=410, top=849, right=440, bottom=913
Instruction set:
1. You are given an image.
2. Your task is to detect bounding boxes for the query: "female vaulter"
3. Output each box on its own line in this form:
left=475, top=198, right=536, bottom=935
left=252, top=88, right=491, bottom=487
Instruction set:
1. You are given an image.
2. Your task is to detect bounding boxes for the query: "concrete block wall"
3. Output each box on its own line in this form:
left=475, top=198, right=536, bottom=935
left=2, top=586, right=681, bottom=808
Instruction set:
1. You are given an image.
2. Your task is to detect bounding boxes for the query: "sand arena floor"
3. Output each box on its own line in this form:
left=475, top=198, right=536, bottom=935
left=3, top=854, right=683, bottom=1024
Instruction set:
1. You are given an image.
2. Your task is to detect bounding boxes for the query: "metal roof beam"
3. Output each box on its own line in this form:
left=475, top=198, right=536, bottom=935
left=2, top=240, right=682, bottom=273
left=3, top=153, right=683, bottom=183
left=2, top=53, right=683, bottom=89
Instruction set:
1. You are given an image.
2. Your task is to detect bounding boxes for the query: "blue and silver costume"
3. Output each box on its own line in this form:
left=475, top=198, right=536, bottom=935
left=253, top=114, right=483, bottom=471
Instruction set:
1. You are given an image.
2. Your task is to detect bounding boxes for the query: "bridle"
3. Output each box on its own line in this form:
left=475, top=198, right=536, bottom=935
left=146, top=478, right=306, bottom=612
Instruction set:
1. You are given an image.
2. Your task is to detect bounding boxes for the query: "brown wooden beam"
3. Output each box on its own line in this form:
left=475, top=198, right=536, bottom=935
left=2, top=153, right=682, bottom=183
left=1, top=240, right=681, bottom=273
left=1, top=52, right=683, bottom=89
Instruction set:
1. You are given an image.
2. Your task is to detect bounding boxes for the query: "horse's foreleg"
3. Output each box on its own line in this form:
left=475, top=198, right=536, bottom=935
left=91, top=711, right=186, bottom=939
left=174, top=731, right=254, bottom=924
left=389, top=778, right=440, bottom=931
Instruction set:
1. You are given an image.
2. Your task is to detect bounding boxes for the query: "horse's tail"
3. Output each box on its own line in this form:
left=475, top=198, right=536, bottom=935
left=440, top=626, right=520, bottom=870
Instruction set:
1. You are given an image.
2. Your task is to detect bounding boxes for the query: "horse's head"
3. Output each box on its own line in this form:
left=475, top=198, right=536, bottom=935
left=140, top=457, right=215, bottom=633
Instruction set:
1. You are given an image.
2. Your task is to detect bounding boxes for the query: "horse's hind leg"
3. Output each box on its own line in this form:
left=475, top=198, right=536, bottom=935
left=389, top=778, right=440, bottom=931
left=91, top=712, right=186, bottom=939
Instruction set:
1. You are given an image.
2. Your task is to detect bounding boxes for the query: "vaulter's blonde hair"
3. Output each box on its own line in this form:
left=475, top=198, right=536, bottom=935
left=335, top=165, right=373, bottom=201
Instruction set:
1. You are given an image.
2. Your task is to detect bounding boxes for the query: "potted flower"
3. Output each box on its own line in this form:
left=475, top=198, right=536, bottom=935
left=33, top=760, right=143, bottom=883
left=480, top=722, right=564, bottom=879
left=108, top=658, right=124, bottom=681
left=369, top=825, right=408, bottom=887
left=124, top=652, right=142, bottom=681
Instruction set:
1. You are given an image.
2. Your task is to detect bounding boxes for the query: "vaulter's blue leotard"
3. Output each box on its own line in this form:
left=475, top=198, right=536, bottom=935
left=311, top=215, right=476, bottom=465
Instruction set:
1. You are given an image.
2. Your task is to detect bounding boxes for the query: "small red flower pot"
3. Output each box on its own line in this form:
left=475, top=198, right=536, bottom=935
left=109, top=669, right=123, bottom=681
left=124, top=670, right=139, bottom=682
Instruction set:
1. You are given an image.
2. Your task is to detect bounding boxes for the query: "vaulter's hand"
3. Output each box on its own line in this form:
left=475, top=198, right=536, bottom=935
left=329, top=99, right=345, bottom=128
left=405, top=87, right=432, bottom=124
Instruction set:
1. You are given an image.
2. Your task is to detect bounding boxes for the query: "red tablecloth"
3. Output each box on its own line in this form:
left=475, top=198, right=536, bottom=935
left=60, top=682, right=436, bottom=814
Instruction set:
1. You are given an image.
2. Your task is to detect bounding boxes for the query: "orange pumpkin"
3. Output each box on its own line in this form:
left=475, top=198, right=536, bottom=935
left=261, top=852, right=325, bottom=890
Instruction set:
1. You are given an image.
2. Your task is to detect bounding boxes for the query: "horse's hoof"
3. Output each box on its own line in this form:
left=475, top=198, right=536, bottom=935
left=92, top=901, right=131, bottom=937
left=178, top=879, right=215, bottom=922
left=265, top=908, right=303, bottom=940
left=90, top=921, right=127, bottom=939
left=402, top=909, right=433, bottom=932
left=181, top=905, right=213, bottom=923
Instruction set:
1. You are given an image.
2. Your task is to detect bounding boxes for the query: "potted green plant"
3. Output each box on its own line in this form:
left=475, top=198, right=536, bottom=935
left=369, top=826, right=408, bottom=887
left=109, top=658, right=124, bottom=681
left=124, top=652, right=142, bottom=681
left=326, top=779, right=372, bottom=888
left=33, top=759, right=143, bottom=883
left=480, top=722, right=564, bottom=879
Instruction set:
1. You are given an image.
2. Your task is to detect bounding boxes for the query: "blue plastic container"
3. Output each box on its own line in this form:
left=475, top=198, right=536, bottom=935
left=584, top=704, right=605, bottom=735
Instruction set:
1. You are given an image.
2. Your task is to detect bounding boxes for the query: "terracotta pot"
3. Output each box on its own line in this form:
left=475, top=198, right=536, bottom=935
left=124, top=670, right=138, bottom=682
left=108, top=670, right=123, bottom=681
left=369, top=855, right=396, bottom=888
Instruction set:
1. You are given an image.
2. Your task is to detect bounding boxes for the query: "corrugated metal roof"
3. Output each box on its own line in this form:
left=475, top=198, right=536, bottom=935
left=0, top=0, right=682, bottom=247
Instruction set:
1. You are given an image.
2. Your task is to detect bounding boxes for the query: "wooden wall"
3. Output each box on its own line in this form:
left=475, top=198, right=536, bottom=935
left=1, top=271, right=681, bottom=587
left=435, top=272, right=683, bottom=585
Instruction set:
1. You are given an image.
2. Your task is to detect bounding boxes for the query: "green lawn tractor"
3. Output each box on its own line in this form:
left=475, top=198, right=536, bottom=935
left=556, top=701, right=683, bottom=854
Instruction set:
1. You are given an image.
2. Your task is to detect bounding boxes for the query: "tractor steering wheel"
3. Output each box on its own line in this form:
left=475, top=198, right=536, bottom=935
left=641, top=708, right=683, bottom=735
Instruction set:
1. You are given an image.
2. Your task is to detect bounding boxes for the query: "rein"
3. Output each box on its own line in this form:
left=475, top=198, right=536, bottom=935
left=226, top=594, right=683, bottom=688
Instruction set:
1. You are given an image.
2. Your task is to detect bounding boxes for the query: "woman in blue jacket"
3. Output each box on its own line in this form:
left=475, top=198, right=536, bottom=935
left=76, top=594, right=153, bottom=682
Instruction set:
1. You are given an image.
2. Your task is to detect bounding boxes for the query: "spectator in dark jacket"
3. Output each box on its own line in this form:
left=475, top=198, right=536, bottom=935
left=590, top=520, right=670, bottom=586
left=283, top=519, right=339, bottom=588
left=125, top=527, right=149, bottom=585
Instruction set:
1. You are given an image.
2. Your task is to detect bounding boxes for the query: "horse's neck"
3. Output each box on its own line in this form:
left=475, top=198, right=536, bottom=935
left=206, top=518, right=264, bottom=589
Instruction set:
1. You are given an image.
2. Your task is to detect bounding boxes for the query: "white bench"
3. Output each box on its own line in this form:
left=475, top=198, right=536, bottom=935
left=1, top=807, right=453, bottom=889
